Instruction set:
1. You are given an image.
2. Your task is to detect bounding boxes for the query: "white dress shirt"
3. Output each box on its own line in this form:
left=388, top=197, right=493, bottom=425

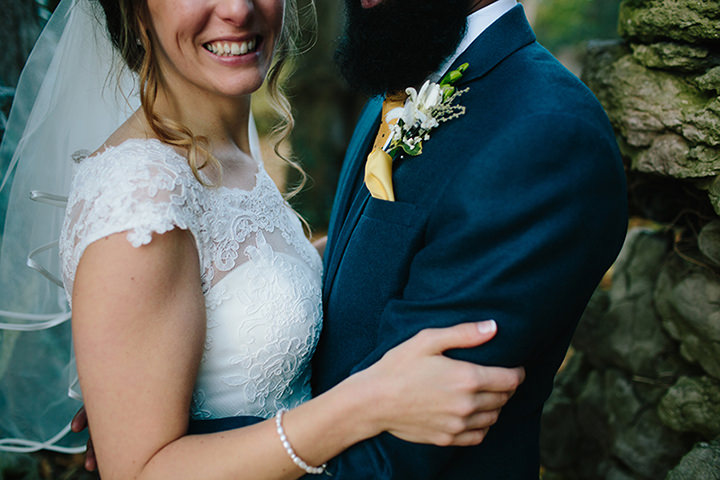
left=432, top=0, right=519, bottom=81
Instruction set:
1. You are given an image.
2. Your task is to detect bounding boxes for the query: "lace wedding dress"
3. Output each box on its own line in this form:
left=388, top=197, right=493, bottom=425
left=58, top=138, right=323, bottom=420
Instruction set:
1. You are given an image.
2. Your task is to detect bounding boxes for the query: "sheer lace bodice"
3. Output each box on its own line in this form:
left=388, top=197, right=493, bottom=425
left=59, top=138, right=322, bottom=419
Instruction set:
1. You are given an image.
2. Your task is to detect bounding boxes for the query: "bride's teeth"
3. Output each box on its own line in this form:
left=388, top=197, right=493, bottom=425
left=205, top=38, right=257, bottom=56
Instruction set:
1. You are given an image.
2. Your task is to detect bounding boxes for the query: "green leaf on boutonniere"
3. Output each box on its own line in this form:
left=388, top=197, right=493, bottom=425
left=442, top=86, right=456, bottom=102
left=401, top=142, right=423, bottom=156
left=440, top=62, right=469, bottom=86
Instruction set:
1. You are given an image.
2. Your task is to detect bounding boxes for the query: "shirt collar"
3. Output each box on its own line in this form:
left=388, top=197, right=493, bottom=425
left=431, top=0, right=518, bottom=82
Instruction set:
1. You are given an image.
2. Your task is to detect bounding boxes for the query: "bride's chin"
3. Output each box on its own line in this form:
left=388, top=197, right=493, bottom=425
left=211, top=75, right=266, bottom=98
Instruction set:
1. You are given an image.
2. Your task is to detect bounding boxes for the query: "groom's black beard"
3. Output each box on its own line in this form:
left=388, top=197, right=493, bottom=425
left=335, top=0, right=470, bottom=96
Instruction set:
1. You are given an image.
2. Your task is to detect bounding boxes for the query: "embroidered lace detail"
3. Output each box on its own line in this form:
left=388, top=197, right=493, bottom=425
left=59, top=139, right=207, bottom=300
left=59, top=138, right=322, bottom=419
left=192, top=232, right=321, bottom=419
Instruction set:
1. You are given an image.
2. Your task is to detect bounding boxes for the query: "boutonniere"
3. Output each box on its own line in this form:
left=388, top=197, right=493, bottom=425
left=386, top=63, right=469, bottom=157
left=365, top=63, right=470, bottom=202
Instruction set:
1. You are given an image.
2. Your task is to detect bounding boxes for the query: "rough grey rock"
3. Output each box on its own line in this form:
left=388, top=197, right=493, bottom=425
left=606, top=371, right=692, bottom=479
left=618, top=0, right=720, bottom=44
left=547, top=2, right=720, bottom=477
left=710, top=176, right=720, bottom=215
left=542, top=354, right=611, bottom=478
left=655, top=254, right=720, bottom=379
left=658, top=376, right=720, bottom=438
left=605, top=464, right=640, bottom=480
left=573, top=230, right=687, bottom=379
left=541, top=356, right=614, bottom=480
left=578, top=370, right=613, bottom=445
left=697, top=66, right=720, bottom=94
left=582, top=45, right=720, bottom=178
left=683, top=98, right=720, bottom=146
left=666, top=439, right=720, bottom=480
left=698, top=220, right=720, bottom=266
left=605, top=369, right=643, bottom=430
left=631, top=42, right=720, bottom=72
left=539, top=396, right=581, bottom=471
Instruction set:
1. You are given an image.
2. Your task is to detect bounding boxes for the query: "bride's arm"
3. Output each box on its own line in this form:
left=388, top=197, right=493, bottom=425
left=72, top=229, right=521, bottom=480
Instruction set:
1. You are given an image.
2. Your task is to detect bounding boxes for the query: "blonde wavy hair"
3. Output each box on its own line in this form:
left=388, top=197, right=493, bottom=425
left=97, top=0, right=312, bottom=201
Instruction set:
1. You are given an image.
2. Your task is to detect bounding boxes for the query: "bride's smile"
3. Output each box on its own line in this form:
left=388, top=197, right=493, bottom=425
left=146, top=0, right=283, bottom=99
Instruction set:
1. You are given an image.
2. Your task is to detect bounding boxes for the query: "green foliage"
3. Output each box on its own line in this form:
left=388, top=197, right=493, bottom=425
left=533, top=0, right=622, bottom=52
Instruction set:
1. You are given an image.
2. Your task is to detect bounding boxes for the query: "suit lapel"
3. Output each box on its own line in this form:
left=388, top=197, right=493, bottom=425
left=323, top=97, right=382, bottom=301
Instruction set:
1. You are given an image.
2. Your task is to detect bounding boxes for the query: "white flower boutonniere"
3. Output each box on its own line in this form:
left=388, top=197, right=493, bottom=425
left=384, top=63, right=470, bottom=157
left=364, top=63, right=470, bottom=202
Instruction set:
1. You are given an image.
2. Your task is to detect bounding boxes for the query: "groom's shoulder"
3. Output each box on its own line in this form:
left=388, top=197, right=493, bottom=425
left=471, top=40, right=610, bottom=128
left=436, top=42, right=624, bottom=198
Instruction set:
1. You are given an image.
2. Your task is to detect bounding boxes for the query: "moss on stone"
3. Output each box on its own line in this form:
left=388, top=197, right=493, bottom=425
left=658, top=376, right=720, bottom=438
left=631, top=42, right=719, bottom=72
left=618, top=0, right=720, bottom=43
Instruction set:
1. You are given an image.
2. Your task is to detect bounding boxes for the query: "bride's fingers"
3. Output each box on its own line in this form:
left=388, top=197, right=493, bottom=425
left=464, top=409, right=501, bottom=430
left=413, top=321, right=498, bottom=355
left=70, top=406, right=88, bottom=432
left=470, top=365, right=525, bottom=393
left=472, top=391, right=513, bottom=411
left=85, top=436, right=97, bottom=471
left=445, top=428, right=490, bottom=447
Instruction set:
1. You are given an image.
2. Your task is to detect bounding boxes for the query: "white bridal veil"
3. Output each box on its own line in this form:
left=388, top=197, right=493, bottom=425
left=0, top=0, right=137, bottom=453
left=0, top=0, right=263, bottom=452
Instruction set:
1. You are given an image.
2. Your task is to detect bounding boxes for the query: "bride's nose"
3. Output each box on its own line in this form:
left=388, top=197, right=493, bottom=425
left=215, top=0, right=255, bottom=26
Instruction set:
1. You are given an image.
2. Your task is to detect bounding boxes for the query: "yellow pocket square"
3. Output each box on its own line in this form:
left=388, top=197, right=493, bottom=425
left=364, top=149, right=395, bottom=202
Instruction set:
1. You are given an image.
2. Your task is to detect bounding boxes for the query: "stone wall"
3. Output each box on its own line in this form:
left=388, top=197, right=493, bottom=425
left=540, top=1, right=720, bottom=479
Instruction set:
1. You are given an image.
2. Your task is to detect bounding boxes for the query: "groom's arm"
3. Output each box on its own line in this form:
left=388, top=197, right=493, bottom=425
left=323, top=113, right=627, bottom=479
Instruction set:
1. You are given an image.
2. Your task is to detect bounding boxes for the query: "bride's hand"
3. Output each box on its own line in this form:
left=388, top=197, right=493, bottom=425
left=70, top=406, right=97, bottom=471
left=357, top=320, right=525, bottom=447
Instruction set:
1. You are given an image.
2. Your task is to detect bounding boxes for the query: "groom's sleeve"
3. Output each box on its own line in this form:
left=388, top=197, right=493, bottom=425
left=322, top=113, right=627, bottom=479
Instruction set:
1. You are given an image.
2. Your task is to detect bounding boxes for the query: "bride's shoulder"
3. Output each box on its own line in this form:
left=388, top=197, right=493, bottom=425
left=73, top=137, right=193, bottom=189
left=78, top=114, right=192, bottom=182
left=85, top=137, right=188, bottom=171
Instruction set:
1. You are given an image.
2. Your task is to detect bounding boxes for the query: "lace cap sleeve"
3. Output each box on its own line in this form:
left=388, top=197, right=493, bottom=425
left=59, top=139, right=204, bottom=299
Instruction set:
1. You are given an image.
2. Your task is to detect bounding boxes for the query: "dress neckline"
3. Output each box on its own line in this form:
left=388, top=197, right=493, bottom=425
left=84, top=137, right=267, bottom=196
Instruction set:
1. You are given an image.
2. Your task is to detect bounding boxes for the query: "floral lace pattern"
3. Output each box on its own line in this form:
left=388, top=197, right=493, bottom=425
left=59, top=138, right=322, bottom=419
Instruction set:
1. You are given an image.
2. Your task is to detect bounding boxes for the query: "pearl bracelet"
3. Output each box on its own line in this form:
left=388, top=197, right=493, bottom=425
left=275, top=408, right=327, bottom=475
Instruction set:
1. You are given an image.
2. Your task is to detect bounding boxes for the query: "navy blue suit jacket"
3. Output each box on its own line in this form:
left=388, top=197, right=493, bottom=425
left=189, top=5, right=627, bottom=478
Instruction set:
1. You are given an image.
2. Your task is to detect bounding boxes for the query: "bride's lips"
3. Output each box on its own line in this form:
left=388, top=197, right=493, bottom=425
left=360, top=0, right=384, bottom=8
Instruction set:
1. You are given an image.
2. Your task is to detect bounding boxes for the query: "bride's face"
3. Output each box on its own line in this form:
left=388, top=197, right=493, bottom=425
left=144, top=0, right=284, bottom=98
